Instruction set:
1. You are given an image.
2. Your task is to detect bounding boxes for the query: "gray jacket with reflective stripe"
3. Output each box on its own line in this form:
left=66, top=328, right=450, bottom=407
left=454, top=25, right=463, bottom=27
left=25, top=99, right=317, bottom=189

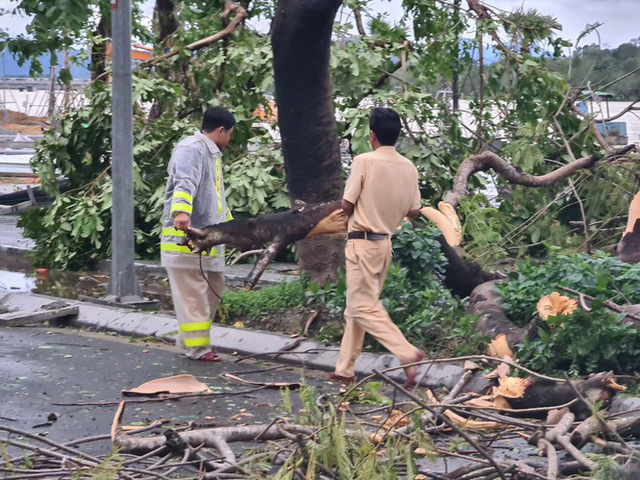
left=160, top=131, right=231, bottom=271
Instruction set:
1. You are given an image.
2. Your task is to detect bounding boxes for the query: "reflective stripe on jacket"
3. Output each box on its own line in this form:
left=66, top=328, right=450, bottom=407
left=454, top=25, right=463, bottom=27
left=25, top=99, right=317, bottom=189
left=160, top=132, right=232, bottom=271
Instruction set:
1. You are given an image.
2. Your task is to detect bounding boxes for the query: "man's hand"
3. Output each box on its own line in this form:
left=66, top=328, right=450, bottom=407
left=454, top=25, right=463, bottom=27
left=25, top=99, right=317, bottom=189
left=174, top=212, right=191, bottom=232
left=341, top=198, right=355, bottom=216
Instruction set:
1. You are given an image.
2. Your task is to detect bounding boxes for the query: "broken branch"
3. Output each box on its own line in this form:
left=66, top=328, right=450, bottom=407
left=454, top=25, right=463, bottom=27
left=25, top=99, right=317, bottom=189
left=147, top=2, right=247, bottom=65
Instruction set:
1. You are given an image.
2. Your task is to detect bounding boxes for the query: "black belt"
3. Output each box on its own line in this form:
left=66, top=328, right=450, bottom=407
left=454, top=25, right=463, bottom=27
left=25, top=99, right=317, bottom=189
left=347, top=231, right=388, bottom=241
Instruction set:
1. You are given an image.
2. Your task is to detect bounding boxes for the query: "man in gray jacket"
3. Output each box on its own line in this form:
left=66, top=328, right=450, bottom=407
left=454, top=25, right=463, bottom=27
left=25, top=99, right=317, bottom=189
left=161, top=107, right=235, bottom=362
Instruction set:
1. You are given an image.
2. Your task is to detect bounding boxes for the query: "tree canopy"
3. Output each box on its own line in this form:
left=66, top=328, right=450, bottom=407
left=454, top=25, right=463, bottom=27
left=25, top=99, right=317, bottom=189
left=0, top=0, right=636, bottom=271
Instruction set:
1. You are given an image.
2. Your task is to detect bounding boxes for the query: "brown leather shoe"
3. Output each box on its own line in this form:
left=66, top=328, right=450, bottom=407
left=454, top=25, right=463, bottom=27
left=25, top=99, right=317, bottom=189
left=196, top=351, right=221, bottom=362
left=330, top=373, right=355, bottom=384
left=403, top=350, right=426, bottom=388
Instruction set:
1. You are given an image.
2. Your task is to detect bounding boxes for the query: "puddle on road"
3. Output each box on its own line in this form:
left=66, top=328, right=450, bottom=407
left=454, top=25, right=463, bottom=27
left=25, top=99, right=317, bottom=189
left=0, top=269, right=174, bottom=311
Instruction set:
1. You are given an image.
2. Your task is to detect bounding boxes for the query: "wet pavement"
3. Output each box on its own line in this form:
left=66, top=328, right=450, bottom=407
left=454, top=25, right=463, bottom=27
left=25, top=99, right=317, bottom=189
left=0, top=326, right=331, bottom=451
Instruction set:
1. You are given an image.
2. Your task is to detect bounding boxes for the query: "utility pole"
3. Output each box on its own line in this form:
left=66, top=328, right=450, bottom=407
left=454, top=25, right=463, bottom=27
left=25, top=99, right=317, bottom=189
left=452, top=0, right=460, bottom=112
left=107, top=0, right=140, bottom=302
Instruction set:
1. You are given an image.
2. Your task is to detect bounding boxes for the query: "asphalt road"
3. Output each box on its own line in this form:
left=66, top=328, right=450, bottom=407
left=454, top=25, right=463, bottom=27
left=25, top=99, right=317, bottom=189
left=0, top=326, right=332, bottom=451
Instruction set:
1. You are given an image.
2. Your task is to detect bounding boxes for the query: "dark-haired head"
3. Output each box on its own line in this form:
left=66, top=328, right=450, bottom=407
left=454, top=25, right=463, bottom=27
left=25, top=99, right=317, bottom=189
left=202, top=106, right=236, bottom=132
left=202, top=106, right=235, bottom=150
left=369, top=107, right=401, bottom=146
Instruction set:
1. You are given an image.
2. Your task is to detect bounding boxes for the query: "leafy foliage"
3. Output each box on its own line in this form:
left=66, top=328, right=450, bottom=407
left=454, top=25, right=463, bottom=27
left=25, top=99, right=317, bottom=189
left=497, top=254, right=640, bottom=375
left=517, top=308, right=640, bottom=375
left=270, top=382, right=424, bottom=480
left=8, top=0, right=638, bottom=271
left=498, top=253, right=640, bottom=325
left=220, top=280, right=306, bottom=321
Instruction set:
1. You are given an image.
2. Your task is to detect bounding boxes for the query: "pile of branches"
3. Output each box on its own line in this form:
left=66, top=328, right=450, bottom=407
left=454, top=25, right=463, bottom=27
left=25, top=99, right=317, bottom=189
left=2, top=357, right=640, bottom=479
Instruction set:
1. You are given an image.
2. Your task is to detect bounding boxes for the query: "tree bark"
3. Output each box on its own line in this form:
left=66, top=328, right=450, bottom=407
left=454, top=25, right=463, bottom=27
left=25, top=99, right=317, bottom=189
left=618, top=191, right=640, bottom=264
left=188, top=202, right=343, bottom=288
left=154, top=0, right=179, bottom=48
left=90, top=14, right=110, bottom=82
left=188, top=203, right=497, bottom=292
left=148, top=0, right=181, bottom=120
left=443, top=145, right=638, bottom=208
left=468, top=280, right=539, bottom=349
left=271, top=0, right=345, bottom=284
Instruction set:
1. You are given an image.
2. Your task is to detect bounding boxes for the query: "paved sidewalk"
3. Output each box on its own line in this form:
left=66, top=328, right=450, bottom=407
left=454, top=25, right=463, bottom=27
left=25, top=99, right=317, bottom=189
left=0, top=291, right=477, bottom=390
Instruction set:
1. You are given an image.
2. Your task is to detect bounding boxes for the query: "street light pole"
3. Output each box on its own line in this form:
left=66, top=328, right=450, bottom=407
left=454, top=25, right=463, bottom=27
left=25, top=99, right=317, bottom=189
left=107, top=0, right=139, bottom=301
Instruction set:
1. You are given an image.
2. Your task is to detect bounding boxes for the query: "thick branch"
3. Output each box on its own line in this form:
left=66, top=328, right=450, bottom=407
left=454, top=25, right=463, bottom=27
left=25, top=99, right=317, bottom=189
left=353, top=7, right=367, bottom=37
left=116, top=424, right=314, bottom=455
left=595, top=100, right=640, bottom=123
left=148, top=2, right=247, bottom=65
left=443, top=145, right=638, bottom=208
left=466, top=0, right=512, bottom=58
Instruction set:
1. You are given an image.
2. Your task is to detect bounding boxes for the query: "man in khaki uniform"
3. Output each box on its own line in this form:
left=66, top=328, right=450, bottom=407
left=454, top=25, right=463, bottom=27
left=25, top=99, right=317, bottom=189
left=332, top=107, right=425, bottom=387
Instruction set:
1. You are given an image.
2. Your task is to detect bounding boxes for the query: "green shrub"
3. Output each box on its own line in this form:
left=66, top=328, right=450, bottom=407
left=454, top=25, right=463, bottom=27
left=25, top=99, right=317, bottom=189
left=499, top=253, right=640, bottom=375
left=498, top=252, right=640, bottom=326
left=220, top=280, right=306, bottom=320
left=517, top=307, right=640, bottom=375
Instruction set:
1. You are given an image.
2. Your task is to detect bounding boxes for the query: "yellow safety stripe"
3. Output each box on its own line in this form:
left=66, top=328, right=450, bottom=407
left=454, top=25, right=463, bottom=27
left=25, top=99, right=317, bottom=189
left=179, top=321, right=212, bottom=333
left=215, top=156, right=223, bottom=214
left=171, top=202, right=193, bottom=215
left=162, top=227, right=186, bottom=238
left=161, top=243, right=218, bottom=257
left=183, top=337, right=210, bottom=347
left=173, top=191, right=193, bottom=204
left=226, top=209, right=233, bottom=222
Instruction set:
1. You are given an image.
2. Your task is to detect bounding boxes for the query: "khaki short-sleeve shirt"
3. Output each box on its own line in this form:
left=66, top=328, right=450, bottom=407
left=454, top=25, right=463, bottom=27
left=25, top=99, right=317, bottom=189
left=343, top=146, right=421, bottom=235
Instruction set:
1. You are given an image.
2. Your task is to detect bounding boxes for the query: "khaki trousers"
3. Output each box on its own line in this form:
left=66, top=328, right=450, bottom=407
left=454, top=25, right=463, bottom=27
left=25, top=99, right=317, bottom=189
left=166, top=266, right=225, bottom=359
left=335, top=239, right=420, bottom=377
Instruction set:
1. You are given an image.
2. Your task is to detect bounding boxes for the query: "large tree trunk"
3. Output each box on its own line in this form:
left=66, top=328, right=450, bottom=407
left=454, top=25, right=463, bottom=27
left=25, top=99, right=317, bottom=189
left=271, top=0, right=345, bottom=284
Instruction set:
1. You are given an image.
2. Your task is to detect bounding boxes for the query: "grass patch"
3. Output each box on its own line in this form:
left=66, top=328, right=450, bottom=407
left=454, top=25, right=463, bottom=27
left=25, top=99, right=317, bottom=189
left=219, top=280, right=306, bottom=322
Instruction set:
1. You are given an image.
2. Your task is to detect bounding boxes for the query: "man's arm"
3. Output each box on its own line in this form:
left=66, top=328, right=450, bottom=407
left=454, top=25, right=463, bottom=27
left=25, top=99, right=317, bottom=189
left=407, top=172, right=421, bottom=218
left=342, top=198, right=355, bottom=216
left=342, top=157, right=364, bottom=217
left=170, top=146, right=203, bottom=231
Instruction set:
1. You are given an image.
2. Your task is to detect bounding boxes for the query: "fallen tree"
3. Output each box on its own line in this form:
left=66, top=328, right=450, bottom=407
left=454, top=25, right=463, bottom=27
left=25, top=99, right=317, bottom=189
left=3, top=359, right=637, bottom=479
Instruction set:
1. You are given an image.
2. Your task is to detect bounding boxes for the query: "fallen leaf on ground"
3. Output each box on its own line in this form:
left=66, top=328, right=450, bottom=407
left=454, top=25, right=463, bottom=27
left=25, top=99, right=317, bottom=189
left=123, top=374, right=212, bottom=396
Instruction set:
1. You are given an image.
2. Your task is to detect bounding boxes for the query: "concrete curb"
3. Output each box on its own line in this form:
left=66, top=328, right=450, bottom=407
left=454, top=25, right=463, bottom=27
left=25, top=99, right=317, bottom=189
left=0, top=291, right=483, bottom=390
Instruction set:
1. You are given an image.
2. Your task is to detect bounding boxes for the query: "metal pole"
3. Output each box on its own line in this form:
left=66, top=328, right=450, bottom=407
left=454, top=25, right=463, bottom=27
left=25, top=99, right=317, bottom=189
left=452, top=0, right=460, bottom=112
left=108, top=0, right=139, bottom=300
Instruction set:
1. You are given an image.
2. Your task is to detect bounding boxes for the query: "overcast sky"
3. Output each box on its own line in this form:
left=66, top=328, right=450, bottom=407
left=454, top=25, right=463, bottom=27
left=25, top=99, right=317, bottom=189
left=0, top=0, right=637, bottom=51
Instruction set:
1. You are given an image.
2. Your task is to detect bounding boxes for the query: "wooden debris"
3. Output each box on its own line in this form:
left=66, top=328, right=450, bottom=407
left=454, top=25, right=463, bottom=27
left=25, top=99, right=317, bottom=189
left=220, top=373, right=301, bottom=389
left=0, top=306, right=79, bottom=326
left=487, top=333, right=515, bottom=359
